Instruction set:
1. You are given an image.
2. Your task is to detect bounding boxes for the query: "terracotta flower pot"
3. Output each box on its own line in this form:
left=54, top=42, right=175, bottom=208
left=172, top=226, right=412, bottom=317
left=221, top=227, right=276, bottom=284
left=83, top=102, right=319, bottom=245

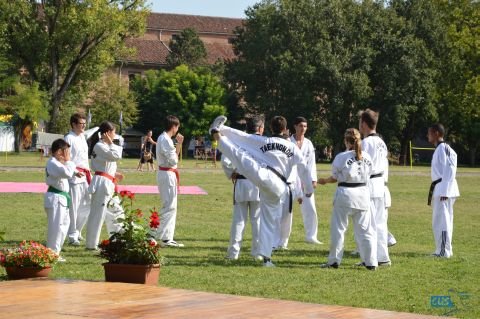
left=103, top=263, right=160, bottom=285
left=5, top=266, right=52, bottom=280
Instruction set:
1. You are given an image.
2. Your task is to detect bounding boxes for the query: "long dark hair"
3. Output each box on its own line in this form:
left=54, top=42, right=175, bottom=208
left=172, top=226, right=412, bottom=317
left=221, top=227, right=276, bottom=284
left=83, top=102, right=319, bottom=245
left=88, top=121, right=116, bottom=157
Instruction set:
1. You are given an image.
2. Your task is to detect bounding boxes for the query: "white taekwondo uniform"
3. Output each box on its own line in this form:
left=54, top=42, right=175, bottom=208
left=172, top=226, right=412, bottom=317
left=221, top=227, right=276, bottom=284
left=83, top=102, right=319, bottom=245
left=362, top=134, right=390, bottom=264
left=290, top=135, right=320, bottom=242
left=156, top=131, right=180, bottom=242
left=64, top=131, right=91, bottom=243
left=44, top=157, right=76, bottom=254
left=86, top=140, right=122, bottom=249
left=326, top=150, right=377, bottom=267
left=217, top=125, right=314, bottom=260
left=221, top=155, right=261, bottom=259
left=430, top=142, right=459, bottom=258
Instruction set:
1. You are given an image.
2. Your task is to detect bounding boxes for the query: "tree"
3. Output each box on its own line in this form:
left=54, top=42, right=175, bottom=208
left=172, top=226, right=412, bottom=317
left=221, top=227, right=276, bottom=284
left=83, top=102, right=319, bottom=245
left=86, top=74, right=139, bottom=132
left=370, top=0, right=440, bottom=164
left=8, top=82, right=49, bottom=152
left=435, top=0, right=480, bottom=165
left=132, top=65, right=226, bottom=139
left=227, top=0, right=376, bottom=149
left=0, top=0, right=149, bottom=133
left=166, top=28, right=208, bottom=69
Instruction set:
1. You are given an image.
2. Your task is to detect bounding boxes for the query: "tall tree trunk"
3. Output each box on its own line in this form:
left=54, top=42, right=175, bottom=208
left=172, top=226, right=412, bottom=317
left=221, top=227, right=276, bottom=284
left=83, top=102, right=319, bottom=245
left=469, top=147, right=477, bottom=167
left=47, top=95, right=61, bottom=133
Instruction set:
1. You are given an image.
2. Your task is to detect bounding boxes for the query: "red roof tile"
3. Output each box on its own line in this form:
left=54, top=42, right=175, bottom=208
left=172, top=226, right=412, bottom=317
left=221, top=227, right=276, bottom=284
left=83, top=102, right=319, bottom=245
left=124, top=38, right=170, bottom=65
left=147, top=13, right=243, bottom=34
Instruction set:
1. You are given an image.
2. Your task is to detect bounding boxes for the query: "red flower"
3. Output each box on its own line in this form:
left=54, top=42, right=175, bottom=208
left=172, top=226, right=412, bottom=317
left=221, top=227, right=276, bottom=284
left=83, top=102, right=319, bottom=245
left=101, top=239, right=110, bottom=246
left=127, top=192, right=135, bottom=200
left=119, top=190, right=128, bottom=198
left=149, top=240, right=157, bottom=247
left=135, top=209, right=143, bottom=217
left=149, top=211, right=160, bottom=229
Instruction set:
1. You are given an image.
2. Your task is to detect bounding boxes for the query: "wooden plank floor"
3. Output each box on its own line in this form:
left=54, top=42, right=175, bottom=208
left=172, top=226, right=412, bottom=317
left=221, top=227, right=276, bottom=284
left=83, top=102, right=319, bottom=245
left=0, top=279, right=447, bottom=319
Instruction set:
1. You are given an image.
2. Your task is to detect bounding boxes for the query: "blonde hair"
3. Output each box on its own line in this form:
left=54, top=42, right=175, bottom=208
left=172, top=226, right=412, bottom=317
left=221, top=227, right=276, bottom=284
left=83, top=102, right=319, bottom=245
left=344, top=128, right=362, bottom=160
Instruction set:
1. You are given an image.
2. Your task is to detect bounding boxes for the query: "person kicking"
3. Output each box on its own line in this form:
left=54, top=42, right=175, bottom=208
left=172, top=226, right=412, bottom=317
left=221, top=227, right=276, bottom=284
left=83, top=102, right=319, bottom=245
left=210, top=115, right=314, bottom=267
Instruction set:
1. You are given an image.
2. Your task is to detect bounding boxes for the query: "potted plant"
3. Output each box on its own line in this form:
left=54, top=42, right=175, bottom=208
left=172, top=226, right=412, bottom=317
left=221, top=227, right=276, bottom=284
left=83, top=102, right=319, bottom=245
left=98, top=190, right=162, bottom=285
left=0, top=240, right=59, bottom=280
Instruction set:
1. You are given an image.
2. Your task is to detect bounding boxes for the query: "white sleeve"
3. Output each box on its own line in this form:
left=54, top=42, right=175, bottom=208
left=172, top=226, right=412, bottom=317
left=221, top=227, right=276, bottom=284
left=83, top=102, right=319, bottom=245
left=307, top=141, right=317, bottom=181
left=159, top=138, right=178, bottom=167
left=331, top=155, right=342, bottom=180
left=95, top=143, right=123, bottom=161
left=295, top=152, right=314, bottom=194
left=221, top=155, right=235, bottom=179
left=437, top=145, right=457, bottom=196
left=47, top=160, right=76, bottom=179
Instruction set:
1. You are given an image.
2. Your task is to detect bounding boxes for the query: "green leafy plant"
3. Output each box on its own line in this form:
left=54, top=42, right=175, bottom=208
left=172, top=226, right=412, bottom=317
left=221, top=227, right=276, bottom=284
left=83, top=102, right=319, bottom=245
left=98, top=191, right=161, bottom=265
left=0, top=240, right=58, bottom=268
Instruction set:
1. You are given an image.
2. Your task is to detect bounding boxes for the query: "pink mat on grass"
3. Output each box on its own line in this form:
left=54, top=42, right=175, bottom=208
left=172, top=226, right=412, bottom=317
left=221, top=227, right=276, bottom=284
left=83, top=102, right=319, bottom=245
left=0, top=182, right=207, bottom=195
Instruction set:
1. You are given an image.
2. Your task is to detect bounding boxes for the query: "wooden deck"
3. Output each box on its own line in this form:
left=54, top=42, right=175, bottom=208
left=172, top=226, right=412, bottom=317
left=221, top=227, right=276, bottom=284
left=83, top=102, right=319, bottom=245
left=0, top=279, right=446, bottom=319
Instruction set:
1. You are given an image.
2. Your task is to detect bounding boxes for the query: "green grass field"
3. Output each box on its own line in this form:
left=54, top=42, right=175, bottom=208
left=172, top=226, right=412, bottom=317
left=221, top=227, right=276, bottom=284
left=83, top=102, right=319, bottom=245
left=0, top=153, right=479, bottom=318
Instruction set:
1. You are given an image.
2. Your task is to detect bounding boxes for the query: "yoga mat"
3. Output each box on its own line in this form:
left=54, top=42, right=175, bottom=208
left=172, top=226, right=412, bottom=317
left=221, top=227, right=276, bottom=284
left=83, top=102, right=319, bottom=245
left=0, top=182, right=207, bottom=195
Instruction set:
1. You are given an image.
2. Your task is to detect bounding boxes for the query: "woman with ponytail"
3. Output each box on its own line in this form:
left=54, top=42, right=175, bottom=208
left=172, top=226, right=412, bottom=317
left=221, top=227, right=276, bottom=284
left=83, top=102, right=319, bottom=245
left=86, top=121, right=124, bottom=250
left=317, top=128, right=377, bottom=270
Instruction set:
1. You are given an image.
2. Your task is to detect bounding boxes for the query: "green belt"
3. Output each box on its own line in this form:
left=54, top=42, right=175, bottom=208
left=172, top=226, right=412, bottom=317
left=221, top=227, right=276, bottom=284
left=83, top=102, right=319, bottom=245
left=47, top=186, right=72, bottom=207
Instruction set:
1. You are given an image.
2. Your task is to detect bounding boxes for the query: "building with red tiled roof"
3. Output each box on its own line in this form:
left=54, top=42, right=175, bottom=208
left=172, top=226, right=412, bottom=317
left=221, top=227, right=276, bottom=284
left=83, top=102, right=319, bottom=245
left=116, top=12, right=243, bottom=80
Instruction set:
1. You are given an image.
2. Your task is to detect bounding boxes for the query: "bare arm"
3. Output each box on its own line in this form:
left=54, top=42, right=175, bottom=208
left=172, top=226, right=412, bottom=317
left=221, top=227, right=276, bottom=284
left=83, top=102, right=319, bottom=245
left=318, top=176, right=337, bottom=185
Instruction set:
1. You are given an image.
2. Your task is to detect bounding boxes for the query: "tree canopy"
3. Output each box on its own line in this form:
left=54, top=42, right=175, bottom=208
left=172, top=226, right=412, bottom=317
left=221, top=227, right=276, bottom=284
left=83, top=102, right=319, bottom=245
left=226, top=0, right=479, bottom=163
left=0, top=0, right=149, bottom=133
left=132, top=65, right=226, bottom=139
left=166, top=28, right=208, bottom=69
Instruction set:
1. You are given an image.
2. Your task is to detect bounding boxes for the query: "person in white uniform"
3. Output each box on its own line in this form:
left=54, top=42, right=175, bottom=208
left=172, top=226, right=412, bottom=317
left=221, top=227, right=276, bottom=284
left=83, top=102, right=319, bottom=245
left=359, top=109, right=391, bottom=266
left=222, top=116, right=264, bottom=260
left=318, top=128, right=377, bottom=270
left=86, top=121, right=124, bottom=250
left=289, top=117, right=322, bottom=244
left=384, top=157, right=397, bottom=247
left=427, top=123, right=459, bottom=258
left=156, top=115, right=185, bottom=248
left=274, top=167, right=303, bottom=250
left=210, top=115, right=314, bottom=267
left=44, top=139, right=82, bottom=261
left=64, top=113, right=91, bottom=246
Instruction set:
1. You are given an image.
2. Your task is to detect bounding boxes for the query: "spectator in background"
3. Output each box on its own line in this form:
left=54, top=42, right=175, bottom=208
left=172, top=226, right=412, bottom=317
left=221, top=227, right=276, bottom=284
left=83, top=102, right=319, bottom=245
left=137, top=130, right=157, bottom=172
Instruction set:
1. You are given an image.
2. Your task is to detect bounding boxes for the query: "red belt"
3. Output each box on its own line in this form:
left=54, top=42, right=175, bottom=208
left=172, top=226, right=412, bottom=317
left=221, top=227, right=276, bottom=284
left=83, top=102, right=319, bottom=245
left=77, top=167, right=92, bottom=185
left=95, top=171, right=118, bottom=193
left=159, top=167, right=180, bottom=190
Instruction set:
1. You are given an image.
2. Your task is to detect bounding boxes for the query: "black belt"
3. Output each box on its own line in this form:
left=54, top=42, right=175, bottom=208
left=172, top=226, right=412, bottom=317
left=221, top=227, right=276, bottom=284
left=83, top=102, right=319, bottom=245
left=338, top=182, right=367, bottom=188
left=370, top=173, right=383, bottom=179
left=233, top=175, right=247, bottom=204
left=428, top=178, right=442, bottom=206
left=266, top=166, right=293, bottom=213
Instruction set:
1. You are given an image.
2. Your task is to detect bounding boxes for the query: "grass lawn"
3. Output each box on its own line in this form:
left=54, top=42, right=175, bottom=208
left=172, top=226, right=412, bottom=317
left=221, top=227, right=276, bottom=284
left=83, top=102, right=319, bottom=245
left=0, top=152, right=479, bottom=318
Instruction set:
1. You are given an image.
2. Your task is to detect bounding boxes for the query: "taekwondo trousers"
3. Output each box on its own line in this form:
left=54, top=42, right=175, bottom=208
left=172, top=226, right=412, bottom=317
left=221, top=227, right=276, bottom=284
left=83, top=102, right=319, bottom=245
left=227, top=200, right=261, bottom=259
left=300, top=193, right=319, bottom=242
left=328, top=202, right=377, bottom=267
left=370, top=197, right=390, bottom=263
left=156, top=170, right=178, bottom=242
left=68, top=181, right=90, bottom=242
left=218, top=136, right=288, bottom=259
left=44, top=193, right=70, bottom=254
left=432, top=196, right=456, bottom=258
left=86, top=176, right=114, bottom=249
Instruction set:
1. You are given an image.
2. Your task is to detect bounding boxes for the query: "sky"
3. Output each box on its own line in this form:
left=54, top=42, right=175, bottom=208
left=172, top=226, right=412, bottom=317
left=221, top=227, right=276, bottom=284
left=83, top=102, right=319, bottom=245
left=149, top=0, right=261, bottom=18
